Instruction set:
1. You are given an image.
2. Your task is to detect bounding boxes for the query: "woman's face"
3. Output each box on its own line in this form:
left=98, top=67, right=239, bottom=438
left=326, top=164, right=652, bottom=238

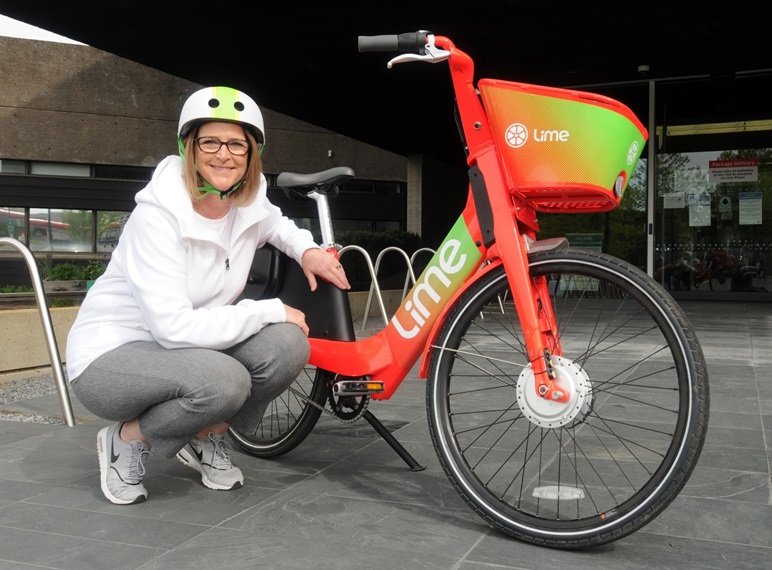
left=193, top=121, right=249, bottom=192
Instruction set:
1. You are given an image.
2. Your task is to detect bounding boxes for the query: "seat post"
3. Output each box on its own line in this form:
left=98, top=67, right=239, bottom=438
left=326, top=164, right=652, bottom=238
left=308, top=191, right=335, bottom=250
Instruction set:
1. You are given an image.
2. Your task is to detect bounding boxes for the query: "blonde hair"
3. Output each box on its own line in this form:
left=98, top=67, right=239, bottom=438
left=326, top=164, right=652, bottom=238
left=181, top=123, right=263, bottom=208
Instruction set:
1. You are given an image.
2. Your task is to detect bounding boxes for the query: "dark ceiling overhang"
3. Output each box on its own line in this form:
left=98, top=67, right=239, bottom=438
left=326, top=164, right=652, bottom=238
left=1, top=1, right=770, bottom=164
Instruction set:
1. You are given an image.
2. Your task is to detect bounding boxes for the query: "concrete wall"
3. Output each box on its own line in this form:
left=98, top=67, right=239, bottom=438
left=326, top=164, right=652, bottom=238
left=0, top=36, right=406, bottom=181
left=0, top=35, right=471, bottom=249
left=0, top=306, right=76, bottom=382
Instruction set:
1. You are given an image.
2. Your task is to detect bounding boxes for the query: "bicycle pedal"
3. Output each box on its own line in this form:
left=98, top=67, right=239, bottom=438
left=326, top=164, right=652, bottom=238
left=332, top=380, right=384, bottom=396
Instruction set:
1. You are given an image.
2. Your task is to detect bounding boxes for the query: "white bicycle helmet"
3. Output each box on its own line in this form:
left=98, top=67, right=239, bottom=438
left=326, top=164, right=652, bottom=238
left=178, top=86, right=265, bottom=145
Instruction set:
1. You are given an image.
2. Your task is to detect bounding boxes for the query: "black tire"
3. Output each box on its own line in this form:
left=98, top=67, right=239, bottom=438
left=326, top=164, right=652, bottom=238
left=426, top=249, right=709, bottom=549
left=229, top=366, right=330, bottom=458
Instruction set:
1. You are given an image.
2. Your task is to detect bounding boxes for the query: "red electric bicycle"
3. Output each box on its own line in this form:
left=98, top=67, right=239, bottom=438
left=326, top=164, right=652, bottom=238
left=230, top=31, right=709, bottom=549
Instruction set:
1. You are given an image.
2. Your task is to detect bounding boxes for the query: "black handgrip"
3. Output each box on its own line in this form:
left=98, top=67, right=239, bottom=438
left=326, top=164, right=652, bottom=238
left=358, top=31, right=430, bottom=54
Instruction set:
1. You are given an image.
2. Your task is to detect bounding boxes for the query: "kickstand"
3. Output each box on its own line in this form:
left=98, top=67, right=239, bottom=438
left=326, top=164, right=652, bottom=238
left=363, top=410, right=426, bottom=471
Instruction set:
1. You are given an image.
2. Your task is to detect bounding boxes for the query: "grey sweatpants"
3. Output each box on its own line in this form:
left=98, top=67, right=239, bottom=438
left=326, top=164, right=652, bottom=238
left=71, top=323, right=309, bottom=458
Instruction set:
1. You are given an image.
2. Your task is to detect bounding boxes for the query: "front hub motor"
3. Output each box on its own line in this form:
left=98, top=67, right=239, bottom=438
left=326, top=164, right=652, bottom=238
left=516, top=355, right=593, bottom=428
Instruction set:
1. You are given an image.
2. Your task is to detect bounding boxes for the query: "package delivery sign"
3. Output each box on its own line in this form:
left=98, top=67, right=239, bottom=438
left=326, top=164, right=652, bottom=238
left=709, top=159, right=758, bottom=183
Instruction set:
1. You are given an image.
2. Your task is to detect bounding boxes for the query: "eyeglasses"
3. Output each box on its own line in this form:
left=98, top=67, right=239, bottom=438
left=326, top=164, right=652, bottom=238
left=194, top=137, right=251, bottom=156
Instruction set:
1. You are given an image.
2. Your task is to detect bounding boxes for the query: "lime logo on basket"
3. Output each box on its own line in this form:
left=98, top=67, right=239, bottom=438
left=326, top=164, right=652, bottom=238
left=505, top=123, right=528, bottom=148
left=627, top=141, right=639, bottom=165
left=506, top=123, right=570, bottom=148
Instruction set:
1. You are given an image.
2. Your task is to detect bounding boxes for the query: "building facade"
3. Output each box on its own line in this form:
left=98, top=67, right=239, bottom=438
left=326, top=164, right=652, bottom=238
left=0, top=36, right=433, bottom=288
left=1, top=35, right=770, bottom=301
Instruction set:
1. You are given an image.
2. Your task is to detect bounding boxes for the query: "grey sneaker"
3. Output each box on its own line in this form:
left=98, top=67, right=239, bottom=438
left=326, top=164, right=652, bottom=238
left=176, top=432, right=243, bottom=490
left=97, top=422, right=150, bottom=505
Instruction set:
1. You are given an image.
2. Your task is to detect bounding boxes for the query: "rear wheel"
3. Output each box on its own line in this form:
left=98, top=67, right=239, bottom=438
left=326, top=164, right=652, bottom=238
left=427, top=249, right=709, bottom=548
left=229, top=366, right=330, bottom=458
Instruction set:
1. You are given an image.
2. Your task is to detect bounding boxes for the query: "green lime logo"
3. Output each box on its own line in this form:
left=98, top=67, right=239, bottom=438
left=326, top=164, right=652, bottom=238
left=391, top=217, right=481, bottom=339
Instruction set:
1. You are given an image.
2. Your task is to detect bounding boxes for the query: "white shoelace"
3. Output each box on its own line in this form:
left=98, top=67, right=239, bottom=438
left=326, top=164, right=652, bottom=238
left=206, top=433, right=234, bottom=469
left=128, top=441, right=151, bottom=480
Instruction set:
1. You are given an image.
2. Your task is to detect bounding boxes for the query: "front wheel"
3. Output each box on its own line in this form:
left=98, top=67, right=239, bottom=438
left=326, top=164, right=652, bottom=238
left=229, top=366, right=330, bottom=458
left=426, top=249, right=709, bottom=549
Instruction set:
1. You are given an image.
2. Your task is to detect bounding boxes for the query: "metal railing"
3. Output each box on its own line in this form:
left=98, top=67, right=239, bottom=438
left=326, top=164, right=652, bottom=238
left=0, top=237, right=76, bottom=426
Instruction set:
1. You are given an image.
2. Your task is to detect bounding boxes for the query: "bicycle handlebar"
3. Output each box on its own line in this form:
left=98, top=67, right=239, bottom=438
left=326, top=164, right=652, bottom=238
left=357, top=31, right=431, bottom=54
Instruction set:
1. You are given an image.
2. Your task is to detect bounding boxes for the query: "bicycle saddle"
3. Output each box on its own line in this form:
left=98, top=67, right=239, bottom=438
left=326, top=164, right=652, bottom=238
left=277, top=166, right=355, bottom=199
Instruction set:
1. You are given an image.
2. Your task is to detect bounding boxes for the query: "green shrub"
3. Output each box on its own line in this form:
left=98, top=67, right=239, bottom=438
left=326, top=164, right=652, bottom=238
left=83, top=260, right=107, bottom=280
left=0, top=284, right=33, bottom=293
left=47, top=262, right=82, bottom=281
left=37, top=259, right=108, bottom=282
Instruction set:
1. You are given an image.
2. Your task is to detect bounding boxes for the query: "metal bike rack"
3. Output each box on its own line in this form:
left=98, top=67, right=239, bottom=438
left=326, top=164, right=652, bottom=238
left=362, top=247, right=416, bottom=330
left=401, top=247, right=435, bottom=299
left=338, top=245, right=390, bottom=329
left=0, top=237, right=76, bottom=427
left=338, top=245, right=436, bottom=331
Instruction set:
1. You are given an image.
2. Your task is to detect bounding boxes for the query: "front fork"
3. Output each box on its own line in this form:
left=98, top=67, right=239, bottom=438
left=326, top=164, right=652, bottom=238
left=477, top=152, right=567, bottom=403
left=493, top=240, right=568, bottom=403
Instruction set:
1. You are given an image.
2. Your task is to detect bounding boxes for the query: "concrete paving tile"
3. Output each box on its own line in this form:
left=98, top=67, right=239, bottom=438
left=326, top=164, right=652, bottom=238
left=457, top=562, right=529, bottom=570
left=702, top=362, right=755, bottom=386
left=0, top=421, right=59, bottom=443
left=696, top=439, right=768, bottom=472
left=756, top=374, right=772, bottom=399
left=645, top=495, right=772, bottom=547
left=219, top=489, right=487, bottom=564
left=21, top=471, right=289, bottom=526
left=680, top=465, right=770, bottom=503
left=136, top=525, right=473, bottom=570
left=467, top=528, right=772, bottom=570
left=0, top=301, right=768, bottom=567
left=706, top=409, right=761, bottom=430
left=706, top=390, right=765, bottom=414
left=701, top=423, right=766, bottom=450
left=280, top=454, right=469, bottom=512
left=0, top=478, right=58, bottom=502
left=0, top=525, right=165, bottom=570
left=0, top=390, right=97, bottom=424
left=0, top=436, right=95, bottom=485
left=0, top=501, right=209, bottom=549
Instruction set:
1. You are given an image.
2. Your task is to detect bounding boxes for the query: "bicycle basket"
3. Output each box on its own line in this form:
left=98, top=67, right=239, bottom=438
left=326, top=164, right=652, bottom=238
left=478, top=79, right=647, bottom=213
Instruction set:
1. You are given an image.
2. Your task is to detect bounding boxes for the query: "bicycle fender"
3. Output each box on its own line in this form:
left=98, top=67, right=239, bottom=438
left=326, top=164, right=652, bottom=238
left=417, top=257, right=504, bottom=378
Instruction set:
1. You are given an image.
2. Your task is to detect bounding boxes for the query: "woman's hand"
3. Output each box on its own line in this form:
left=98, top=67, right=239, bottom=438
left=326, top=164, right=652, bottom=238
left=284, top=304, right=309, bottom=336
left=301, top=248, right=351, bottom=292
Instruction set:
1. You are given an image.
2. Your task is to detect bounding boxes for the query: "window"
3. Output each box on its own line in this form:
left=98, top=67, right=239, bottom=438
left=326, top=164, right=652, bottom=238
left=97, top=212, right=130, bottom=252
left=0, top=207, right=26, bottom=240
left=0, top=160, right=26, bottom=174
left=28, top=208, right=92, bottom=252
left=30, top=163, right=91, bottom=177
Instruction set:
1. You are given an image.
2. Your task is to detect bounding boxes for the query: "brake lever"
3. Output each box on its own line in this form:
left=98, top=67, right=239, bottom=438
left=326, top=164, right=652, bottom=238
left=387, top=39, right=451, bottom=68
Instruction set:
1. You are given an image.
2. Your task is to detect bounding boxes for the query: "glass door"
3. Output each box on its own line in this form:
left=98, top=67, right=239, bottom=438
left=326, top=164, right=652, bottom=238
left=654, top=147, right=771, bottom=297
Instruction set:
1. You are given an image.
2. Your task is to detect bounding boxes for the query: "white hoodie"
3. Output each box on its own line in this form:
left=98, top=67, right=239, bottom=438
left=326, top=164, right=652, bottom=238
left=66, top=155, right=318, bottom=381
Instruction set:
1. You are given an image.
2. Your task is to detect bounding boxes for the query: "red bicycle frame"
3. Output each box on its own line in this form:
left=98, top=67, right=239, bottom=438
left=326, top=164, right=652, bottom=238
left=308, top=35, right=646, bottom=405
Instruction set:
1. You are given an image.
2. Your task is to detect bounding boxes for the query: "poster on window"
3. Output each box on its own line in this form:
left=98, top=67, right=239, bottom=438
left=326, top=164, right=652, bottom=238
left=739, top=192, right=762, bottom=225
left=718, top=195, right=732, bottom=220
left=664, top=193, right=686, bottom=209
left=709, top=159, right=758, bottom=183
left=688, top=194, right=711, bottom=226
